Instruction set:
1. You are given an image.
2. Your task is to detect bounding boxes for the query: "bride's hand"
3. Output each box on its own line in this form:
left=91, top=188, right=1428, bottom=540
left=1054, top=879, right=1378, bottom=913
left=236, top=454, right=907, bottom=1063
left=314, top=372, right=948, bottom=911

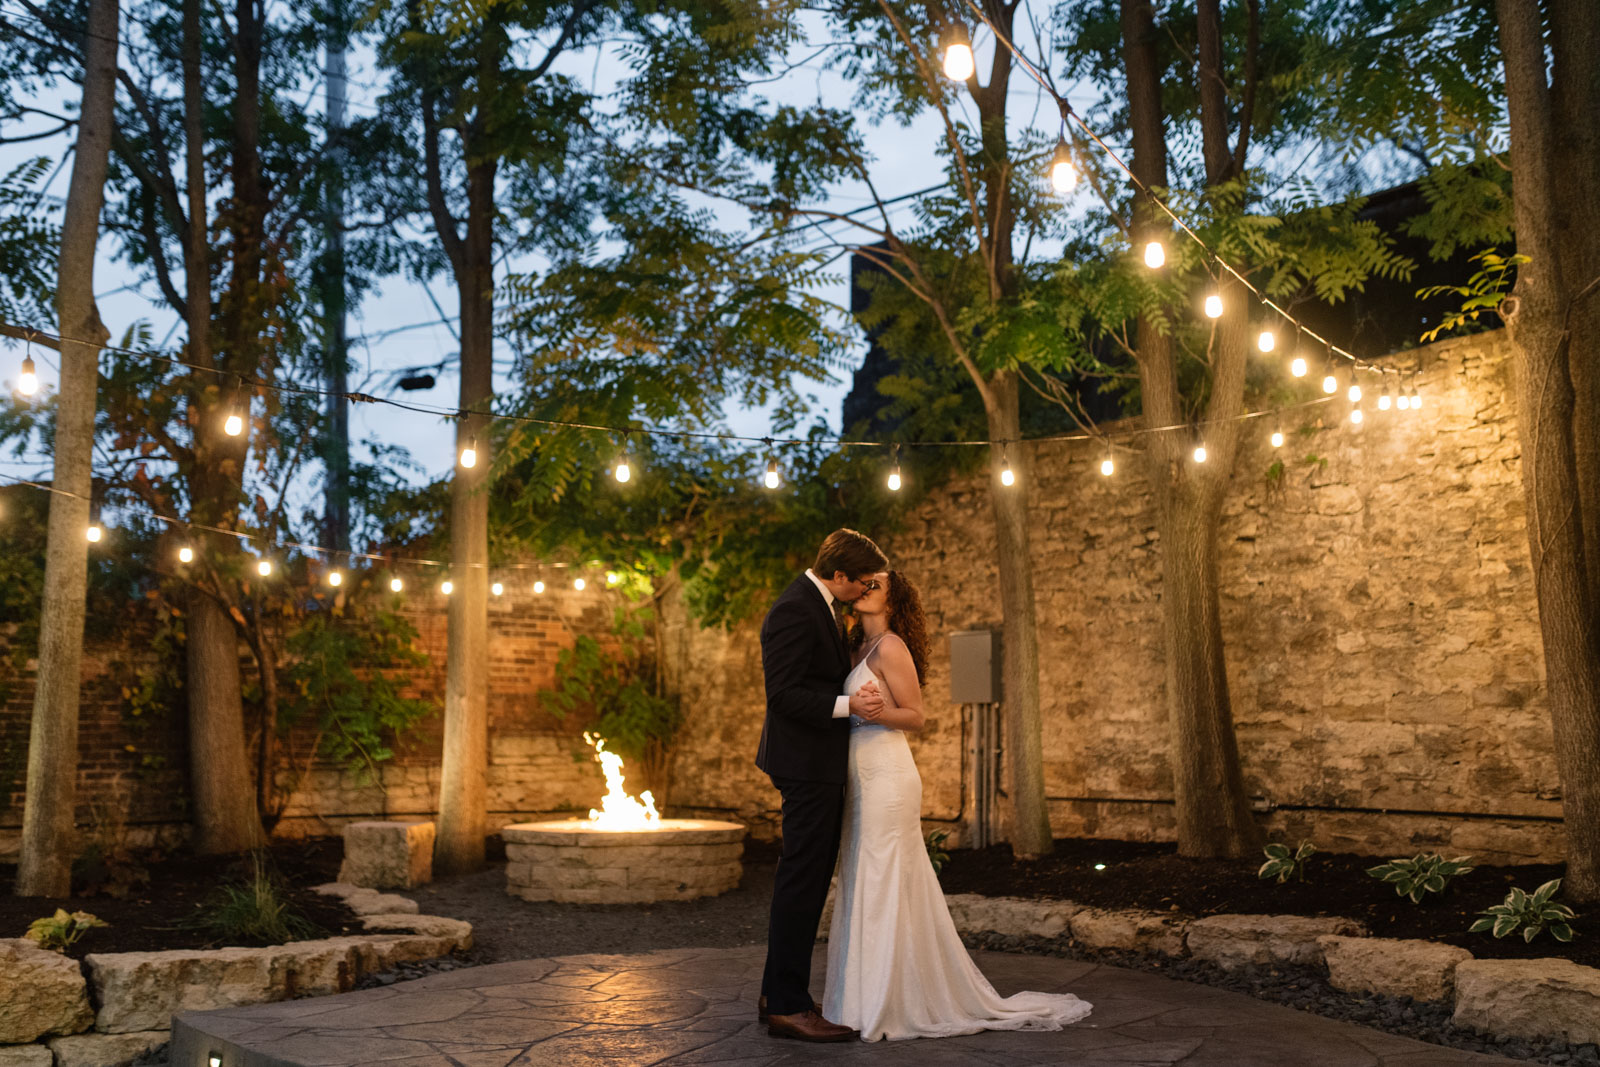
left=849, top=681, right=883, bottom=718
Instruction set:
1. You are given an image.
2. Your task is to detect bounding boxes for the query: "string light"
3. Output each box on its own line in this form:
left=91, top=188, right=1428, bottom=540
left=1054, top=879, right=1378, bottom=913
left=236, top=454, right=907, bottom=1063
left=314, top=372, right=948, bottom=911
left=1379, top=383, right=1392, bottom=411
left=440, top=579, right=453, bottom=595
left=1193, top=444, right=1208, bottom=463
left=1350, top=403, right=1364, bottom=425
left=327, top=570, right=343, bottom=587
left=1049, top=137, right=1076, bottom=194
left=763, top=439, right=780, bottom=489
left=1142, top=239, right=1165, bottom=269
left=1203, top=291, right=1223, bottom=319
left=459, top=436, right=477, bottom=469
left=614, top=437, right=632, bottom=484
left=257, top=559, right=273, bottom=577
left=18, top=351, right=38, bottom=396
left=1410, top=378, right=1423, bottom=410
left=1346, top=366, right=1362, bottom=404
left=606, top=571, right=622, bottom=586
left=85, top=523, right=102, bottom=542
left=177, top=545, right=194, bottom=563
left=390, top=576, right=404, bottom=592
left=887, top=444, right=902, bottom=492
left=941, top=23, right=975, bottom=80
left=1322, top=345, right=1338, bottom=395
left=533, top=580, right=545, bottom=594
left=1270, top=426, right=1285, bottom=448
left=1290, top=354, right=1308, bottom=378
left=1257, top=325, right=1276, bottom=353
left=1099, top=442, right=1114, bottom=477
left=223, top=379, right=245, bottom=437
left=573, top=577, right=586, bottom=591
left=491, top=581, right=503, bottom=596
left=998, top=445, right=1015, bottom=487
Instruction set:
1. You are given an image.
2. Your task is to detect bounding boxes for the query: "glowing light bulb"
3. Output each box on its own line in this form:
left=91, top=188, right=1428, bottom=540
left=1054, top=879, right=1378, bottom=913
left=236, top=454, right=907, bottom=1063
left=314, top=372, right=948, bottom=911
left=764, top=457, right=780, bottom=489
left=1100, top=457, right=1114, bottom=477
left=533, top=580, right=545, bottom=594
left=941, top=27, right=974, bottom=80
left=887, top=469, right=902, bottom=492
left=615, top=459, right=631, bottom=483
left=1094, top=863, right=1107, bottom=872
left=1348, top=382, right=1362, bottom=403
left=17, top=356, right=38, bottom=396
left=209, top=1055, right=223, bottom=1067
left=1322, top=372, right=1338, bottom=395
left=85, top=523, right=102, bottom=543
left=1351, top=407, right=1364, bottom=425
left=327, top=570, right=342, bottom=587
left=1193, top=445, right=1208, bottom=463
left=1258, top=329, right=1276, bottom=353
left=390, top=576, right=404, bottom=592
left=459, top=440, right=477, bottom=469
left=440, top=580, right=453, bottom=595
left=606, top=571, right=620, bottom=586
left=1290, top=357, right=1307, bottom=378
left=1049, top=138, right=1076, bottom=194
left=491, top=581, right=503, bottom=596
left=1204, top=292, right=1223, bottom=319
left=257, top=560, right=272, bottom=577
left=1397, top=393, right=1410, bottom=410
left=1271, top=430, right=1285, bottom=448
left=1000, top=466, right=1015, bottom=487
left=1143, top=240, right=1165, bottom=269
left=1410, top=387, right=1422, bottom=410
left=1378, top=389, right=1392, bottom=411
left=178, top=545, right=194, bottom=563
left=224, top=412, right=243, bottom=437
left=573, top=577, right=586, bottom=591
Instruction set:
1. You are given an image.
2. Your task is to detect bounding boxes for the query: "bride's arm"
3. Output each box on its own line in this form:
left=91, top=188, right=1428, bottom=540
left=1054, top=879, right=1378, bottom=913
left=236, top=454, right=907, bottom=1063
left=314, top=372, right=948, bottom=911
left=872, top=637, right=925, bottom=732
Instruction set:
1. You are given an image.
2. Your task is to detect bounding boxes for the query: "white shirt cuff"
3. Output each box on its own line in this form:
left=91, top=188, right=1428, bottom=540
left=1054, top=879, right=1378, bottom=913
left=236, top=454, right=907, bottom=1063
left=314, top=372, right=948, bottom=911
left=832, top=695, right=851, bottom=719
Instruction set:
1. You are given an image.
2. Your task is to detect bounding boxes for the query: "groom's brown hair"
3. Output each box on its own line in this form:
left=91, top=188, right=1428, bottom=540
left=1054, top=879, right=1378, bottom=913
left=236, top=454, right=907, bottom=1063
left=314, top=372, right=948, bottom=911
left=814, top=528, right=887, bottom=580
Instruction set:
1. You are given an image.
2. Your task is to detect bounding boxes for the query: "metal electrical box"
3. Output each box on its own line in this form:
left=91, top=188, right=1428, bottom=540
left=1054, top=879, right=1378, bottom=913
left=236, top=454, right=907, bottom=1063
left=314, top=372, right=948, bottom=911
left=948, top=629, right=1001, bottom=704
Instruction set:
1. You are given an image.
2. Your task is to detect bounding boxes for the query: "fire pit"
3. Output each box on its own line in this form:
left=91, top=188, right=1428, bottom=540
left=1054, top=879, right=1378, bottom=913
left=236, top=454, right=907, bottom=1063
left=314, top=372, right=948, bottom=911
left=503, top=733, right=744, bottom=903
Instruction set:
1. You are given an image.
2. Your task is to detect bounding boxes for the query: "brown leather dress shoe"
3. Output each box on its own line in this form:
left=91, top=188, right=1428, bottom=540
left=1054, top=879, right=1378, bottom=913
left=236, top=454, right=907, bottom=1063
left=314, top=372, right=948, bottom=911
left=766, top=1007, right=857, bottom=1042
left=756, top=995, right=821, bottom=1022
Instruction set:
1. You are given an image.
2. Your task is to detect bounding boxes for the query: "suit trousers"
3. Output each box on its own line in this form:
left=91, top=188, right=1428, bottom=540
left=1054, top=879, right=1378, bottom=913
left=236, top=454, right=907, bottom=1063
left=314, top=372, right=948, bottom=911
left=761, top=773, right=846, bottom=1016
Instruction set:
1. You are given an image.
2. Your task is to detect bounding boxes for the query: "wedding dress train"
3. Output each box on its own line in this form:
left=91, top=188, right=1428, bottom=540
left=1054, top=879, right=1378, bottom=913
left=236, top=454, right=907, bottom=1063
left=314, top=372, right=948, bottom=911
left=823, top=636, right=1093, bottom=1041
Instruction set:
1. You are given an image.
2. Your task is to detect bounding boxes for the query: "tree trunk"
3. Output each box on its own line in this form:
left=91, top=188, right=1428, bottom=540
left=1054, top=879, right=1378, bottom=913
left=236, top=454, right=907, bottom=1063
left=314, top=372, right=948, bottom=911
left=435, top=148, right=496, bottom=874
left=1122, top=0, right=1260, bottom=857
left=321, top=0, right=351, bottom=553
left=185, top=588, right=261, bottom=852
left=13, top=0, right=119, bottom=898
left=983, top=371, right=1052, bottom=857
left=1496, top=0, right=1600, bottom=903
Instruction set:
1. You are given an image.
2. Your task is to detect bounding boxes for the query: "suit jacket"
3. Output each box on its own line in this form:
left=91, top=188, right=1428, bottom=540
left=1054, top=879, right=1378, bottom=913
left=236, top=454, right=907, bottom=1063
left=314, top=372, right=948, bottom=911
left=755, top=574, right=853, bottom=784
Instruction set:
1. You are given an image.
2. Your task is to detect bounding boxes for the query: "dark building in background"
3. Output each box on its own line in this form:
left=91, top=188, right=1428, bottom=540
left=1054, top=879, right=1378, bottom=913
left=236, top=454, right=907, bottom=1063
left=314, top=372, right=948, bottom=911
left=841, top=181, right=1501, bottom=430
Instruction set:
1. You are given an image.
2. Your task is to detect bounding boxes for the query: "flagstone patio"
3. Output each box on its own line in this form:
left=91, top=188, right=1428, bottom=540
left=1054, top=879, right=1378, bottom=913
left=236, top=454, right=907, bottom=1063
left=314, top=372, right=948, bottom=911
left=169, top=944, right=1518, bottom=1066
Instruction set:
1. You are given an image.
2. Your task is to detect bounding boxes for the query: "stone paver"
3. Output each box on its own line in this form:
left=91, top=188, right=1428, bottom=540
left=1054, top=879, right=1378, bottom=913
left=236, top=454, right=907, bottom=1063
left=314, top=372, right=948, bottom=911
left=170, top=945, right=1521, bottom=1066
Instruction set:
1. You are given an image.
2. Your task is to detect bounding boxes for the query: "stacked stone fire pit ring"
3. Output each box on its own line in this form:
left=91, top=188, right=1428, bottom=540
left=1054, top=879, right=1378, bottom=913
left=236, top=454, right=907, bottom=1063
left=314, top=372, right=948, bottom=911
left=502, top=818, right=745, bottom=903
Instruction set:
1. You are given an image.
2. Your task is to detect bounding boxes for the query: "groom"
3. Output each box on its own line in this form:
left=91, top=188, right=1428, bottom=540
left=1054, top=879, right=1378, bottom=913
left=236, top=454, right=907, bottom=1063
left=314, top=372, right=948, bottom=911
left=756, top=528, right=888, bottom=1042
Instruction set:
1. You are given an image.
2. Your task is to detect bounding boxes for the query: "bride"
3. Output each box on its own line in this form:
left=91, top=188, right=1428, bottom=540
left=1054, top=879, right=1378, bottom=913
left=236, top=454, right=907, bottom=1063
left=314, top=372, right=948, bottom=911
left=823, top=569, right=1093, bottom=1041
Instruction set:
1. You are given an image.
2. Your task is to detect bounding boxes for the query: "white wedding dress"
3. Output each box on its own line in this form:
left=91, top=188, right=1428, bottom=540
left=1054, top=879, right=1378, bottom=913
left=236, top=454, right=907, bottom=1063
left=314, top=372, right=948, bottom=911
left=823, top=633, right=1093, bottom=1041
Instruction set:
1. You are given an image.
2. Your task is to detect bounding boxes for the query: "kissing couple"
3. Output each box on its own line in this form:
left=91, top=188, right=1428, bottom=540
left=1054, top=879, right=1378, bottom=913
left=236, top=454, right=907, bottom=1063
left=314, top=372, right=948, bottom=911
left=754, top=528, right=1093, bottom=1041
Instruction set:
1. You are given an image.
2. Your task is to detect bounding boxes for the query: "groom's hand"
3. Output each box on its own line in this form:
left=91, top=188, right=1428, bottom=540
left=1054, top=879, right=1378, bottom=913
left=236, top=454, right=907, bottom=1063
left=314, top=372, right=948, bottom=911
left=849, top=681, right=883, bottom=719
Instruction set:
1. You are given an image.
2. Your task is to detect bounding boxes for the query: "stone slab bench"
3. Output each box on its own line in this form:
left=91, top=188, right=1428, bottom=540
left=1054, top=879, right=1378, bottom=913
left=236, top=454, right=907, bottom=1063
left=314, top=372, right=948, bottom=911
left=337, top=820, right=435, bottom=890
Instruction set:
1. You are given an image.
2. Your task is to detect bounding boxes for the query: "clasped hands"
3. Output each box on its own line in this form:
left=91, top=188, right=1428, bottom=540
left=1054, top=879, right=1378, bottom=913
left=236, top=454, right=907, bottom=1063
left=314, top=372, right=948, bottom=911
left=849, top=679, right=884, bottom=720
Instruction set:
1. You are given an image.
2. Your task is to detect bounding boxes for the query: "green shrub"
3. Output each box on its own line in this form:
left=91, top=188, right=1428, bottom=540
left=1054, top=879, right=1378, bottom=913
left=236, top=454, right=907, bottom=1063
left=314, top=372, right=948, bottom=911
left=925, top=830, right=951, bottom=876
left=1257, top=840, right=1317, bottom=883
left=192, top=852, right=323, bottom=946
left=1366, top=852, right=1475, bottom=903
left=25, top=909, right=108, bottom=952
left=1470, top=879, right=1577, bottom=943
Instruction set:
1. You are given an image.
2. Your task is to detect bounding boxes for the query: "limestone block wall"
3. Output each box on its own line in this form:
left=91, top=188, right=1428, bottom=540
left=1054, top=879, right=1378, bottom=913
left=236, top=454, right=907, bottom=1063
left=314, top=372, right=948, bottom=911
left=666, top=330, right=1563, bottom=863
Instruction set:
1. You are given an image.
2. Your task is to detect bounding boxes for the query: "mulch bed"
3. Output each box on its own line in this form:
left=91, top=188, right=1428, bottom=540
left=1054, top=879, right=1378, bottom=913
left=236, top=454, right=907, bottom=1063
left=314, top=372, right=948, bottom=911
left=0, top=837, right=360, bottom=961
left=938, top=837, right=1597, bottom=968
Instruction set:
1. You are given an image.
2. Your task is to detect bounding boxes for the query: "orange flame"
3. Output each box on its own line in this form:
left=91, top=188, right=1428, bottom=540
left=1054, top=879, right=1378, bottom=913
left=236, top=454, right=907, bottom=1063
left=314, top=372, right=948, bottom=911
left=583, top=731, right=661, bottom=830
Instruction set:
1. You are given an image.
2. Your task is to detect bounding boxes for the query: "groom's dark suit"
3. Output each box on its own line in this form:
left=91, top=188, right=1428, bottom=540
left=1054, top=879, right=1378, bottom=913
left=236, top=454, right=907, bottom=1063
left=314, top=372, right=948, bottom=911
left=757, top=574, right=854, bottom=1017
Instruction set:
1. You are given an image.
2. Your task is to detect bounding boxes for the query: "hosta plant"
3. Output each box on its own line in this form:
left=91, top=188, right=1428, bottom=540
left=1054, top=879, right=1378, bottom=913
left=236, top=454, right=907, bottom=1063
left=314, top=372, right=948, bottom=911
left=1366, top=853, right=1475, bottom=904
left=25, top=909, right=108, bottom=952
left=925, top=830, right=951, bottom=876
left=1470, top=879, right=1576, bottom=943
left=1258, top=840, right=1318, bottom=884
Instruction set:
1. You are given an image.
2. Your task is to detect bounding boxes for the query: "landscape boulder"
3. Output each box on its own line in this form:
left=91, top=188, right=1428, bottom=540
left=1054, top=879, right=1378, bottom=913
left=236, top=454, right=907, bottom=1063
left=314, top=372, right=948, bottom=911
left=311, top=882, right=420, bottom=916
left=48, top=1030, right=169, bottom=1067
left=1186, top=914, right=1364, bottom=970
left=0, top=1046, right=52, bottom=1067
left=1318, top=935, right=1471, bottom=1002
left=0, top=937, right=94, bottom=1043
left=945, top=895, right=1081, bottom=940
left=1070, top=907, right=1188, bottom=956
left=1452, top=957, right=1600, bottom=1046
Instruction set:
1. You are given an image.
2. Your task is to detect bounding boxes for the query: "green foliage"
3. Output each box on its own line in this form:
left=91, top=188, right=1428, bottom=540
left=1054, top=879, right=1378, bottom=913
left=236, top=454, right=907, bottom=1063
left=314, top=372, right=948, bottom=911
left=925, top=829, right=951, bottom=876
left=1366, top=853, right=1475, bottom=904
left=1417, top=248, right=1527, bottom=343
left=541, top=610, right=680, bottom=768
left=280, top=600, right=434, bottom=783
left=1258, top=840, right=1318, bottom=884
left=1470, top=879, right=1577, bottom=944
left=0, top=157, right=59, bottom=327
left=191, top=852, right=323, bottom=946
left=24, top=909, right=108, bottom=953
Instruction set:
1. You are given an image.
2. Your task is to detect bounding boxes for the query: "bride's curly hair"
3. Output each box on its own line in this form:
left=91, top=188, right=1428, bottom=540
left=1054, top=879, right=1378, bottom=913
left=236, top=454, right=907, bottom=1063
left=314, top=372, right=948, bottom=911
left=849, top=570, right=930, bottom=684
